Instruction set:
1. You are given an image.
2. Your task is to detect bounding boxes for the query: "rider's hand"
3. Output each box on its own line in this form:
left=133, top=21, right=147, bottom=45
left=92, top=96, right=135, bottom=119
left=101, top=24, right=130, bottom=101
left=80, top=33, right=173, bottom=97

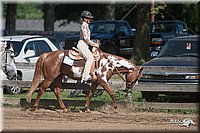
left=93, top=43, right=99, bottom=48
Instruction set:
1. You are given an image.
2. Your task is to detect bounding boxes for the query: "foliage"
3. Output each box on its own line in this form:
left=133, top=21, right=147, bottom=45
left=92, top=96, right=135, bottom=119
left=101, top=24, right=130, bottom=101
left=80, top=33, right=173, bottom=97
left=16, top=3, right=43, bottom=19
left=156, top=3, right=199, bottom=34
left=4, top=3, right=199, bottom=33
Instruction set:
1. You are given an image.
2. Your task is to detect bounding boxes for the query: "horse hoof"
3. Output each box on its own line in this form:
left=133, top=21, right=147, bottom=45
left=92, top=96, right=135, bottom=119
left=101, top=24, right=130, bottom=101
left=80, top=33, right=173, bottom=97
left=114, top=109, right=119, bottom=113
left=63, top=109, right=69, bottom=113
left=26, top=96, right=31, bottom=103
left=30, top=107, right=38, bottom=112
left=85, top=108, right=91, bottom=113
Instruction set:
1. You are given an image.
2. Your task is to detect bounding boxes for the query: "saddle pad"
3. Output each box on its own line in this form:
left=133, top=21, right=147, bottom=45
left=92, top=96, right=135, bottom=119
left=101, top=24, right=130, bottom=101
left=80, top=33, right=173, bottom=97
left=63, top=56, right=74, bottom=66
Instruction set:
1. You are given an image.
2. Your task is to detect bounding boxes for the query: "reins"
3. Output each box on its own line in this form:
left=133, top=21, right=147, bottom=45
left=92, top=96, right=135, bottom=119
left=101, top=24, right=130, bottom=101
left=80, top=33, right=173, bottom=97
left=114, top=66, right=127, bottom=83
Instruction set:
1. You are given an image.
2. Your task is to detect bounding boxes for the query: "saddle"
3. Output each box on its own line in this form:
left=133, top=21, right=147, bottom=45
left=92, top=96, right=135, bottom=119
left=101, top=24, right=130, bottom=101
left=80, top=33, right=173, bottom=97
left=67, top=47, right=101, bottom=82
left=68, top=47, right=100, bottom=61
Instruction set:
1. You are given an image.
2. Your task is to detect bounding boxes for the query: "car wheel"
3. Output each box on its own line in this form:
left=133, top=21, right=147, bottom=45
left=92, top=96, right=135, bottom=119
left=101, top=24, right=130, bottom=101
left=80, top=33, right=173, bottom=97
left=5, top=74, right=22, bottom=94
left=102, top=44, right=116, bottom=55
left=141, top=92, right=158, bottom=102
left=69, top=89, right=82, bottom=98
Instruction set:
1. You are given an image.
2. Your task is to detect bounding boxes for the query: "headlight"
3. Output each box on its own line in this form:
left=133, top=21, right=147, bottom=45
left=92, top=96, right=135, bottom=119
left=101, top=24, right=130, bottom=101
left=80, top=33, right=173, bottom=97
left=142, top=75, right=153, bottom=79
left=185, top=75, right=200, bottom=79
left=155, top=46, right=162, bottom=51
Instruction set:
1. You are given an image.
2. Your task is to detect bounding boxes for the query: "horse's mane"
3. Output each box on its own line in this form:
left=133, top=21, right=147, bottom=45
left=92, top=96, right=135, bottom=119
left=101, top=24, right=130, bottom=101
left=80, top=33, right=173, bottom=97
left=100, top=51, right=137, bottom=70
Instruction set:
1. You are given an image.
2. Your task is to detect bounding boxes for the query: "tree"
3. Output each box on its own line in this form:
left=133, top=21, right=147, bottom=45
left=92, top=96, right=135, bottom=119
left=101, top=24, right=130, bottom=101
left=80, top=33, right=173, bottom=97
left=43, top=3, right=55, bottom=32
left=104, top=4, right=115, bottom=20
left=5, top=4, right=17, bottom=35
left=131, top=4, right=150, bottom=64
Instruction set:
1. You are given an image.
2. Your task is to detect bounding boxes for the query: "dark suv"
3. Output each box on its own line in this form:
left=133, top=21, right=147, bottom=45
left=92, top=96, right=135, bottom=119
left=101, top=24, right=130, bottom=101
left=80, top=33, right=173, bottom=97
left=65, top=20, right=135, bottom=58
left=136, top=35, right=200, bottom=101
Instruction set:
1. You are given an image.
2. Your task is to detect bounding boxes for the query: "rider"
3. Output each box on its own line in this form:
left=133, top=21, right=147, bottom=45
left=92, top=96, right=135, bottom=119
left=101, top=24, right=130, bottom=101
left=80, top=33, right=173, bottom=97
left=77, top=10, right=99, bottom=83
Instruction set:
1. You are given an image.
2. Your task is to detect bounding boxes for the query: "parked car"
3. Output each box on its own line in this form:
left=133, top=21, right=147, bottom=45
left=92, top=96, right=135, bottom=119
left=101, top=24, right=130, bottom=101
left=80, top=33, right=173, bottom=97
left=65, top=20, right=136, bottom=58
left=0, top=35, right=63, bottom=94
left=16, top=30, right=73, bottom=49
left=136, top=35, right=200, bottom=101
left=149, top=20, right=190, bottom=58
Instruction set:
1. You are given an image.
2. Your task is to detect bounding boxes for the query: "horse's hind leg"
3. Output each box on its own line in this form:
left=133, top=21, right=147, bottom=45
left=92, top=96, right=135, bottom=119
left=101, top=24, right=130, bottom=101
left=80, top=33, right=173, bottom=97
left=33, top=80, right=52, bottom=110
left=53, top=75, right=68, bottom=113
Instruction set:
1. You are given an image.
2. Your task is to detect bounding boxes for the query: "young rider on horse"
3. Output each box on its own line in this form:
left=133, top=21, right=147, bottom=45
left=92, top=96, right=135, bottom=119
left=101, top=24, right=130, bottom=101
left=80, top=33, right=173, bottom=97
left=77, top=10, right=99, bottom=83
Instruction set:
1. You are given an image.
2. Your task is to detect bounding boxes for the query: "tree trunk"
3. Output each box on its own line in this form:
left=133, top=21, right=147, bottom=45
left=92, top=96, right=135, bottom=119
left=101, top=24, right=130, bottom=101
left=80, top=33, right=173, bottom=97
left=44, top=3, right=55, bottom=32
left=6, top=4, right=17, bottom=35
left=197, top=2, right=200, bottom=33
left=104, top=4, right=115, bottom=20
left=131, top=4, right=150, bottom=65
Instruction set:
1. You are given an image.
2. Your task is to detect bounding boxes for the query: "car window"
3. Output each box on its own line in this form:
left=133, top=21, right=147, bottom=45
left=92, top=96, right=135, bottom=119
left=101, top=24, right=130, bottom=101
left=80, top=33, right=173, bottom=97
left=25, top=41, right=39, bottom=56
left=118, top=23, right=130, bottom=36
left=177, top=23, right=186, bottom=34
left=37, top=40, right=52, bottom=54
left=48, top=37, right=63, bottom=50
left=158, top=40, right=200, bottom=57
left=90, top=22, right=116, bottom=33
left=151, top=23, right=175, bottom=33
left=24, top=42, right=36, bottom=53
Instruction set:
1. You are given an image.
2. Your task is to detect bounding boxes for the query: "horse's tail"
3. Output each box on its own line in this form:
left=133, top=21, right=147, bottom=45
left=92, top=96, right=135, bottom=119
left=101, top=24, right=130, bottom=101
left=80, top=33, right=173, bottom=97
left=26, top=52, right=49, bottom=103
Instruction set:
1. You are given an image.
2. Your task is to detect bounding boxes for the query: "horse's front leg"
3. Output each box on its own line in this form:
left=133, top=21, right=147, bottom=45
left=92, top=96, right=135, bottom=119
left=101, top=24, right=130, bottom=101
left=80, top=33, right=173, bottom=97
left=100, top=82, right=118, bottom=113
left=84, top=82, right=98, bottom=113
left=53, top=75, right=69, bottom=113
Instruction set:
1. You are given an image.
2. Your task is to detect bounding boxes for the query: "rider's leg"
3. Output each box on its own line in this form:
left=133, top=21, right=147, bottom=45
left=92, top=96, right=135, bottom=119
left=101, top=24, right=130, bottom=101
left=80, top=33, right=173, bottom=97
left=77, top=40, right=94, bottom=82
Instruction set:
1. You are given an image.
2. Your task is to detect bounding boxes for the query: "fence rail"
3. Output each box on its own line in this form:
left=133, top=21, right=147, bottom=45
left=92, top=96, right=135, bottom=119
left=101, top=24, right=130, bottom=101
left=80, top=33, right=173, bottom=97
left=1, top=80, right=90, bottom=90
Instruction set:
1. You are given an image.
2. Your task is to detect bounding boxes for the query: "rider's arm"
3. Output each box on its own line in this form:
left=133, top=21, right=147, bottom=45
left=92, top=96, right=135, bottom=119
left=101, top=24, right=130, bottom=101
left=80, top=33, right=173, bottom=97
left=81, top=23, right=99, bottom=48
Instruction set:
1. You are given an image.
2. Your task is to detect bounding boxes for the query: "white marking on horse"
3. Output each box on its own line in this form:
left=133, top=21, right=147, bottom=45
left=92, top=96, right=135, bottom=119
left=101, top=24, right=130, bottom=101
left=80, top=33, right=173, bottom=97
left=97, top=55, right=135, bottom=83
left=59, top=53, right=64, bottom=58
left=72, top=66, right=82, bottom=78
left=98, top=58, right=111, bottom=82
left=108, top=55, right=134, bottom=69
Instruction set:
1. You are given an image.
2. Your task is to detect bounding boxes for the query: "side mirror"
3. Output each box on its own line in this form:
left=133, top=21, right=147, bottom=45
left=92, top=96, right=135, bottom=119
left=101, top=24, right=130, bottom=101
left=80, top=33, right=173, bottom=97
left=24, top=50, right=35, bottom=58
left=182, top=29, right=187, bottom=33
left=131, top=28, right=136, bottom=35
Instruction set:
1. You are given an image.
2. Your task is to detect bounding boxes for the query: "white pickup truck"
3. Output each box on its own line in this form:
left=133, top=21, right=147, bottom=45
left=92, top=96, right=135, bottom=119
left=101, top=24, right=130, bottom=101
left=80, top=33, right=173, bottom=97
left=1, top=35, right=63, bottom=94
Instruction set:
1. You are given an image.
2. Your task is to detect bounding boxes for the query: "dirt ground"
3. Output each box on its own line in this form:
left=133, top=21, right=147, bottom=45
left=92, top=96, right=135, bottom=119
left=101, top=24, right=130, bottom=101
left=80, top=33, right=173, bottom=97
left=2, top=106, right=199, bottom=132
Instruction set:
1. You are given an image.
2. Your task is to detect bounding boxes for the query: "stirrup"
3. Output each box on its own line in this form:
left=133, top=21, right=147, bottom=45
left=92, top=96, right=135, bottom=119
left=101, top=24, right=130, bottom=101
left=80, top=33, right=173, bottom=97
left=81, top=76, right=93, bottom=83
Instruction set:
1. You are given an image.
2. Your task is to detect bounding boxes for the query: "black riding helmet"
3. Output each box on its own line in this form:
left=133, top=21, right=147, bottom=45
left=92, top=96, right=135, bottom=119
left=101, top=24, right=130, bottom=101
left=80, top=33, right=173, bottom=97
left=80, top=10, right=94, bottom=19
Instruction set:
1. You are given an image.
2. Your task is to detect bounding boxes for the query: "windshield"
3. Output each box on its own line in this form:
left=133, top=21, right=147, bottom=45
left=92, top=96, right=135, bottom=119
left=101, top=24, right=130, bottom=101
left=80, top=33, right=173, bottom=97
left=90, top=22, right=117, bottom=34
left=48, top=37, right=63, bottom=50
left=9, top=41, right=24, bottom=57
left=158, top=40, right=200, bottom=58
left=151, top=23, right=176, bottom=33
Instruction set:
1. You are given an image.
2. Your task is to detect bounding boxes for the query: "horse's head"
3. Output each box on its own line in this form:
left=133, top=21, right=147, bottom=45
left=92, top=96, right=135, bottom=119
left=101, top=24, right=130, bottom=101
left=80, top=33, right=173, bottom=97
left=1, top=41, right=17, bottom=80
left=125, top=66, right=143, bottom=93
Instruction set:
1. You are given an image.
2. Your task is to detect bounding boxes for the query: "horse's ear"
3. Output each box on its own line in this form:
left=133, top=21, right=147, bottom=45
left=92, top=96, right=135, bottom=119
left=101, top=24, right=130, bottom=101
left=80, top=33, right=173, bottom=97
left=138, top=66, right=143, bottom=78
left=139, top=66, right=143, bottom=73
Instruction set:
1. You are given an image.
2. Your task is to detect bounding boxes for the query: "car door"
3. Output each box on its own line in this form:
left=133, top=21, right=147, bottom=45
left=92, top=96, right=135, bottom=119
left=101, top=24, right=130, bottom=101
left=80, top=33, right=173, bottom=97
left=23, top=40, right=52, bottom=63
left=118, top=22, right=133, bottom=55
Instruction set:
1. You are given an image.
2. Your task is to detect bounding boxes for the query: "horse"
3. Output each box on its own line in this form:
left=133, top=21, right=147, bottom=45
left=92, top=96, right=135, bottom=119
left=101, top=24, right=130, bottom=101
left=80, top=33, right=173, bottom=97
left=26, top=47, right=143, bottom=113
left=0, top=41, right=17, bottom=80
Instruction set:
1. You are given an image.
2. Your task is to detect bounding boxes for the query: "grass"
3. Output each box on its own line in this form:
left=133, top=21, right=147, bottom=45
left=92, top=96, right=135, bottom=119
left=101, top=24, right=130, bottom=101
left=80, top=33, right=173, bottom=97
left=3, top=88, right=198, bottom=115
left=3, top=88, right=143, bottom=102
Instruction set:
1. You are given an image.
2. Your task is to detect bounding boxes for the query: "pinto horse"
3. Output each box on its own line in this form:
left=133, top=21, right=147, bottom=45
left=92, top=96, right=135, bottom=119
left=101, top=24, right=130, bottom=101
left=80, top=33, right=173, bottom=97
left=27, top=47, right=143, bottom=112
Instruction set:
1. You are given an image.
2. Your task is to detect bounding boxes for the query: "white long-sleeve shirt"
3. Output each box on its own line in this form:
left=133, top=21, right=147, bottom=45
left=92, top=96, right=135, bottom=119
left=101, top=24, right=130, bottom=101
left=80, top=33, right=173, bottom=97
left=79, top=21, right=94, bottom=46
